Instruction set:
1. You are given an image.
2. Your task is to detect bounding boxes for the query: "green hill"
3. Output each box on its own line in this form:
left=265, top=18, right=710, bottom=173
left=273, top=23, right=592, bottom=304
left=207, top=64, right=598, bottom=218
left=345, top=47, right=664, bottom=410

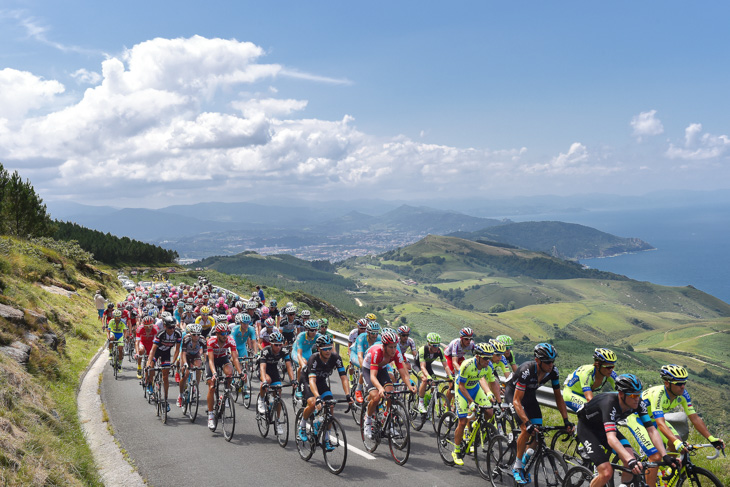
left=451, top=220, right=655, bottom=259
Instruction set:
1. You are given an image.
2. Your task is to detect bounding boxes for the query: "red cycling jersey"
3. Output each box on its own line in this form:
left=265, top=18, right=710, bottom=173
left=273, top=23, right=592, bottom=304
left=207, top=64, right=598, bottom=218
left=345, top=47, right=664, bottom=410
left=363, top=344, right=405, bottom=371
left=207, top=336, right=237, bottom=359
left=136, top=324, right=158, bottom=353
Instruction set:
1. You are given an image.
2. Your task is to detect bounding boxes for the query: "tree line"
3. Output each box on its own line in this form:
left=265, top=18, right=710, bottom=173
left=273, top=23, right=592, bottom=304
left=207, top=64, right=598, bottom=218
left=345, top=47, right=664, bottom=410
left=0, top=162, right=178, bottom=265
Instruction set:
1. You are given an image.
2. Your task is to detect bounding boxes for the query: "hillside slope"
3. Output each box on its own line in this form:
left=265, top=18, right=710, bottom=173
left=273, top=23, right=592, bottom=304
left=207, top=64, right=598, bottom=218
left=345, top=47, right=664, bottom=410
left=0, top=236, right=121, bottom=486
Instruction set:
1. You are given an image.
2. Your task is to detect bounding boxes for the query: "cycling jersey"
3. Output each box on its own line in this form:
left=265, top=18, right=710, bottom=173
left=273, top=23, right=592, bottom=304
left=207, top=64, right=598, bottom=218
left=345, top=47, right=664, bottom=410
left=350, top=333, right=381, bottom=367
left=195, top=315, right=215, bottom=331
left=444, top=338, right=475, bottom=359
left=292, top=331, right=321, bottom=364
left=504, top=361, right=561, bottom=424
left=457, top=356, right=496, bottom=389
left=153, top=329, right=182, bottom=352
left=305, top=352, right=346, bottom=384
left=135, top=324, right=158, bottom=352
left=107, top=319, right=127, bottom=334
left=206, top=335, right=236, bottom=359
left=181, top=334, right=206, bottom=357
left=642, top=384, right=696, bottom=420
left=417, top=345, right=444, bottom=366
left=280, top=316, right=302, bottom=333
left=563, top=364, right=618, bottom=412
left=362, top=343, right=405, bottom=371
left=231, top=324, right=256, bottom=357
left=397, top=337, right=417, bottom=356
left=348, top=328, right=362, bottom=345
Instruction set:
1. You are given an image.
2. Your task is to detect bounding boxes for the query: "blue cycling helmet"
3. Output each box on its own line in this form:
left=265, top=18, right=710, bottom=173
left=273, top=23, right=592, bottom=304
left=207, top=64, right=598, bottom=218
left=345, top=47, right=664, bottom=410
left=615, top=373, right=643, bottom=394
left=269, top=332, right=284, bottom=344
left=534, top=343, right=558, bottom=361
left=316, top=334, right=333, bottom=347
left=304, top=319, right=319, bottom=331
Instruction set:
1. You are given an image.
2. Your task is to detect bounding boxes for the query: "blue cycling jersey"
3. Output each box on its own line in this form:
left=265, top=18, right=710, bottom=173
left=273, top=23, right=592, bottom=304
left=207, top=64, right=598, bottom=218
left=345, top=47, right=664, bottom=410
left=232, top=324, right=256, bottom=357
left=355, top=333, right=381, bottom=357
left=292, top=331, right=321, bottom=364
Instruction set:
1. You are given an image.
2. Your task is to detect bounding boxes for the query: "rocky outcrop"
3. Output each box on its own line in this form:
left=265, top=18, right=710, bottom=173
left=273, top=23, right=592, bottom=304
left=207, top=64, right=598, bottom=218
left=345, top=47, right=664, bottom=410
left=0, top=341, right=31, bottom=365
left=0, top=304, right=24, bottom=324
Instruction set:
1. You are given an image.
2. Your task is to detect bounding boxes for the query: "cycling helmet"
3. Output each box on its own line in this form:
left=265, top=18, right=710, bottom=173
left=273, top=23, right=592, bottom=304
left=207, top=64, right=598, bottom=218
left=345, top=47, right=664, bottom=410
left=316, top=334, right=334, bottom=347
left=286, top=301, right=294, bottom=307
left=107, top=303, right=114, bottom=309
left=213, top=323, right=228, bottom=335
left=163, top=315, right=176, bottom=327
left=304, top=319, right=319, bottom=331
left=460, top=327, right=474, bottom=338
left=496, top=335, right=514, bottom=347
left=269, top=299, right=277, bottom=307
left=184, top=305, right=193, bottom=313
left=397, top=325, right=411, bottom=335
left=534, top=343, right=558, bottom=361
left=141, top=316, right=154, bottom=325
left=382, top=328, right=396, bottom=335
left=660, top=364, right=688, bottom=383
left=269, top=332, right=284, bottom=344
left=593, top=348, right=617, bottom=364
left=236, top=313, right=252, bottom=324
left=426, top=332, right=441, bottom=345
left=235, top=300, right=244, bottom=309
left=301, top=310, right=311, bottom=318
left=318, top=318, right=329, bottom=327
left=125, top=303, right=134, bottom=310
left=474, top=342, right=495, bottom=357
left=177, top=301, right=185, bottom=308
left=227, top=315, right=234, bottom=323
left=218, top=297, right=225, bottom=304
left=365, top=313, right=377, bottom=321
left=264, top=317, right=276, bottom=328
left=357, top=318, right=369, bottom=329
left=148, top=308, right=159, bottom=318
left=245, top=301, right=257, bottom=310
left=615, top=373, right=643, bottom=394
left=285, top=306, right=296, bottom=314
left=200, top=306, right=211, bottom=315
left=366, top=322, right=381, bottom=333
left=113, top=309, right=122, bottom=318
left=229, top=307, right=239, bottom=315
left=381, top=330, right=398, bottom=345
left=260, top=306, right=269, bottom=316
left=185, top=323, right=200, bottom=334
left=186, top=297, right=194, bottom=304
left=165, top=297, right=173, bottom=303
left=489, top=339, right=507, bottom=354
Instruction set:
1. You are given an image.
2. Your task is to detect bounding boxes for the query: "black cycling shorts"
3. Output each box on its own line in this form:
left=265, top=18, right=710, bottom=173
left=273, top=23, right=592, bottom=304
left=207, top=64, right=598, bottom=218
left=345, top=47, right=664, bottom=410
left=303, top=378, right=331, bottom=400
left=577, top=421, right=631, bottom=466
left=205, top=356, right=231, bottom=380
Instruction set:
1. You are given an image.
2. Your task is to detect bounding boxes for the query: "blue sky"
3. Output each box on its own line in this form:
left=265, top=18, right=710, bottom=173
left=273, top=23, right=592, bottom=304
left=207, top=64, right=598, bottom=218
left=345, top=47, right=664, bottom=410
left=1, top=1, right=729, bottom=206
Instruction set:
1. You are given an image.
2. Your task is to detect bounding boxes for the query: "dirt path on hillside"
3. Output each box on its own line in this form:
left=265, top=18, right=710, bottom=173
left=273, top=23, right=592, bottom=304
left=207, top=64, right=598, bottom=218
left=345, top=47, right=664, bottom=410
left=355, top=298, right=363, bottom=307
left=669, top=331, right=720, bottom=349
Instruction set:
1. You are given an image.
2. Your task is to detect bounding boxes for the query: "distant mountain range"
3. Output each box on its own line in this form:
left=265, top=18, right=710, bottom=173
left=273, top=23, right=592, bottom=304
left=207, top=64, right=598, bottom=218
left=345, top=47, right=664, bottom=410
left=46, top=200, right=653, bottom=262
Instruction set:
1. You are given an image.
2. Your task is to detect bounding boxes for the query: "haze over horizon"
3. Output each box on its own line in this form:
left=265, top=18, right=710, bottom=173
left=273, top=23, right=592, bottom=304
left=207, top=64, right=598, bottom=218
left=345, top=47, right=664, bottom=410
left=1, top=2, right=729, bottom=208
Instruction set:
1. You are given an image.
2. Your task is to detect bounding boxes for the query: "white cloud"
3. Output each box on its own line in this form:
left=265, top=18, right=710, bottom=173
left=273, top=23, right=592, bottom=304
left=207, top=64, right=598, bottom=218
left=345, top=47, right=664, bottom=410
left=666, top=123, right=730, bottom=160
left=1, top=9, right=100, bottom=55
left=0, top=68, right=65, bottom=119
left=631, top=110, right=664, bottom=140
left=70, top=68, right=102, bottom=85
left=232, top=98, right=308, bottom=118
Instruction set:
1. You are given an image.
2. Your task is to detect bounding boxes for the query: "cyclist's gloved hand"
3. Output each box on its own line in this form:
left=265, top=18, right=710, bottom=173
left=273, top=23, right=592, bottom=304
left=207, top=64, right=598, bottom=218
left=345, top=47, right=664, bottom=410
left=564, top=417, right=575, bottom=431
left=663, top=454, right=681, bottom=470
left=709, top=436, right=725, bottom=450
left=627, top=458, right=641, bottom=475
left=525, top=421, right=536, bottom=435
left=673, top=439, right=688, bottom=453
left=315, top=396, right=323, bottom=406
left=262, top=381, right=269, bottom=388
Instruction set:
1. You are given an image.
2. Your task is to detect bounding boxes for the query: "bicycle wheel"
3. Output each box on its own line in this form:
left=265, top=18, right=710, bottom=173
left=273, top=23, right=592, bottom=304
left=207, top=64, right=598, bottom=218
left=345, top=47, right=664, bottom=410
left=499, top=408, right=517, bottom=443
left=430, top=391, right=450, bottom=435
left=678, top=466, right=724, bottom=487
left=351, top=398, right=362, bottom=426
left=388, top=400, right=410, bottom=465
left=486, top=434, right=515, bottom=487
left=275, top=399, right=289, bottom=448
left=533, top=449, right=568, bottom=487
left=408, top=391, right=425, bottom=431
left=360, top=399, right=380, bottom=453
left=242, top=373, right=252, bottom=409
left=188, top=382, right=199, bottom=422
left=295, top=408, right=315, bottom=461
left=475, top=422, right=499, bottom=479
left=562, top=465, right=593, bottom=487
left=256, top=393, right=269, bottom=437
left=161, top=397, right=168, bottom=424
left=221, top=392, right=235, bottom=441
left=436, top=412, right=458, bottom=466
left=113, top=353, right=119, bottom=380
left=155, top=379, right=162, bottom=417
left=551, top=430, right=584, bottom=468
left=322, top=417, right=348, bottom=475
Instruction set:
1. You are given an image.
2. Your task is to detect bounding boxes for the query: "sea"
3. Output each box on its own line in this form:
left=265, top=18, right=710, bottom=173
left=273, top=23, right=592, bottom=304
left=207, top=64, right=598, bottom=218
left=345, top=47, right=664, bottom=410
left=510, top=203, right=730, bottom=305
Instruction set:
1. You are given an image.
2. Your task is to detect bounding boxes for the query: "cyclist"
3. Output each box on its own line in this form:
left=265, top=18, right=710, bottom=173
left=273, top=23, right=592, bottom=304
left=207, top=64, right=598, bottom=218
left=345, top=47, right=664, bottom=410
left=351, top=322, right=382, bottom=403
left=292, top=320, right=322, bottom=396
left=102, top=302, right=116, bottom=324
left=562, top=348, right=618, bottom=413
left=232, top=313, right=257, bottom=357
left=195, top=306, right=215, bottom=338
left=348, top=318, right=368, bottom=349
left=362, top=330, right=416, bottom=439
left=268, top=298, right=280, bottom=326
left=504, top=343, right=573, bottom=485
left=205, top=323, right=243, bottom=430
left=280, top=306, right=302, bottom=345
left=259, top=317, right=278, bottom=349
left=297, top=335, right=353, bottom=446
left=317, top=318, right=331, bottom=339
left=106, top=309, right=127, bottom=367
left=178, top=323, right=206, bottom=407
left=451, top=342, right=502, bottom=465
left=577, top=374, right=679, bottom=487
left=444, top=328, right=476, bottom=376
left=626, top=364, right=724, bottom=486
left=257, top=331, right=295, bottom=433
left=135, top=315, right=157, bottom=379
left=396, top=325, right=417, bottom=373
left=146, top=315, right=182, bottom=413
left=495, top=334, right=519, bottom=377
left=415, top=332, right=452, bottom=414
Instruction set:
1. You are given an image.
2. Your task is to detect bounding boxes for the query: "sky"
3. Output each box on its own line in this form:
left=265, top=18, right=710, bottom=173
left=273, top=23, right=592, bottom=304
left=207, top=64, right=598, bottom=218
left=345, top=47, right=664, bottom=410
left=1, top=1, right=729, bottom=207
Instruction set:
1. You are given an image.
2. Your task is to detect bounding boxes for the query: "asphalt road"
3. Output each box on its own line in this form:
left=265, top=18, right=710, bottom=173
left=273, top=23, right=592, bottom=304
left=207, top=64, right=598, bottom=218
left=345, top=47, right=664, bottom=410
left=100, top=357, right=509, bottom=487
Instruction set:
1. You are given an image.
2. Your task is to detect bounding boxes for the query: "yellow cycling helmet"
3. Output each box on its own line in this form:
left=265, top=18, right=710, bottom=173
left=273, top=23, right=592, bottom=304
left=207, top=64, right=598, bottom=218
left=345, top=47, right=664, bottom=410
left=593, top=348, right=617, bottom=364
left=365, top=313, right=377, bottom=321
left=660, top=364, right=688, bottom=383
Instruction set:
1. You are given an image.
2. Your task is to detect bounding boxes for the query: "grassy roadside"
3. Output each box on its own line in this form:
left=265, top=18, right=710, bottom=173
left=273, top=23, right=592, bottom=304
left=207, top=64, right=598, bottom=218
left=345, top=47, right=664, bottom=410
left=0, top=236, right=120, bottom=486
